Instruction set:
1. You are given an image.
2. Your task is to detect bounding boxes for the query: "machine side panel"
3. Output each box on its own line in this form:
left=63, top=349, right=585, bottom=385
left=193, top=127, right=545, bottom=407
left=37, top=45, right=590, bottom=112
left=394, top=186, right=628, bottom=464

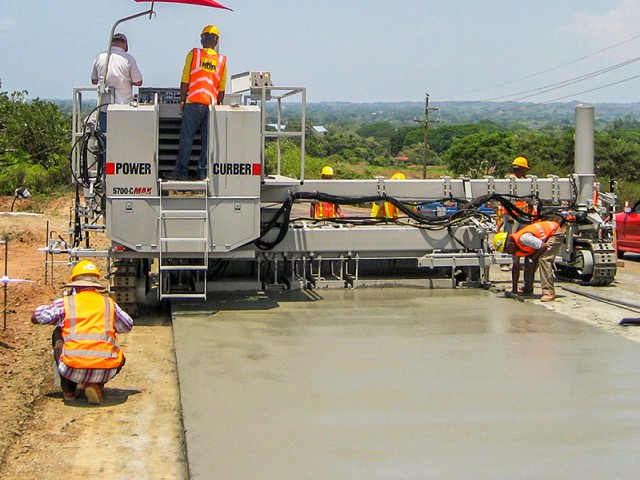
left=210, top=105, right=262, bottom=197
left=107, top=198, right=159, bottom=252
left=209, top=198, right=261, bottom=251
left=106, top=197, right=261, bottom=254
left=105, top=104, right=158, bottom=197
left=261, top=177, right=579, bottom=203
left=264, top=225, right=483, bottom=257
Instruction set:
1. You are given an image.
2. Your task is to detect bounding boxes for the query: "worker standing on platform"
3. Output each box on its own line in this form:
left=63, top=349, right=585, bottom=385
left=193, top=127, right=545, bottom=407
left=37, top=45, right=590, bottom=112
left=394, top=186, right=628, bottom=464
left=310, top=165, right=343, bottom=219
left=91, top=33, right=143, bottom=133
left=167, top=25, right=227, bottom=181
left=371, top=172, right=406, bottom=219
left=494, top=220, right=564, bottom=302
left=31, top=261, right=133, bottom=404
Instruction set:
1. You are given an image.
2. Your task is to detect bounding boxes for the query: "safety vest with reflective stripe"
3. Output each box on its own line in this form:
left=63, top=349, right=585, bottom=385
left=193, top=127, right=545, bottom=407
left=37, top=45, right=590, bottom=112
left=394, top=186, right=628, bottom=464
left=187, top=49, right=226, bottom=105
left=60, top=290, right=124, bottom=369
left=511, top=221, right=560, bottom=257
left=370, top=201, right=398, bottom=219
left=497, top=200, right=536, bottom=222
left=311, top=201, right=342, bottom=219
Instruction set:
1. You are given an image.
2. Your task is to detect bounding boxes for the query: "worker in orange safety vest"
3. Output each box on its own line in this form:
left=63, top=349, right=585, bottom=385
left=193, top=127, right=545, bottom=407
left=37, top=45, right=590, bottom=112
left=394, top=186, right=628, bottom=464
left=496, top=156, right=535, bottom=231
left=32, top=261, right=133, bottom=404
left=310, top=165, right=343, bottom=219
left=167, top=25, right=227, bottom=181
left=497, top=156, right=538, bottom=271
left=494, top=220, right=564, bottom=302
left=371, top=172, right=406, bottom=219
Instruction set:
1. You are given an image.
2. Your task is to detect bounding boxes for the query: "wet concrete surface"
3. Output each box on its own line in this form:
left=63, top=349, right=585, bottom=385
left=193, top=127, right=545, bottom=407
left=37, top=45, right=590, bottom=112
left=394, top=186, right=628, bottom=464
left=172, top=288, right=640, bottom=479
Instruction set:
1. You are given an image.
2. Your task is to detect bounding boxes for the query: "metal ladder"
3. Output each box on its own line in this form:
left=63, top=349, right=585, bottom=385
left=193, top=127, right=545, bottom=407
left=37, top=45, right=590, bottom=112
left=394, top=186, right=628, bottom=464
left=158, top=180, right=209, bottom=300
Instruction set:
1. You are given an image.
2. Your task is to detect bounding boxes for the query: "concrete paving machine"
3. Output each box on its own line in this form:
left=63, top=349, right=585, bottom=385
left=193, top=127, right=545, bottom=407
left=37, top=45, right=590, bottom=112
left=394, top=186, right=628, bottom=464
left=50, top=75, right=615, bottom=315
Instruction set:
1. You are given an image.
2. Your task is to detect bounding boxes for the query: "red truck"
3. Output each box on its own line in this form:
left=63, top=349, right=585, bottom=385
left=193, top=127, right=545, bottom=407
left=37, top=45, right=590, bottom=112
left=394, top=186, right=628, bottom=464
left=616, top=200, right=640, bottom=258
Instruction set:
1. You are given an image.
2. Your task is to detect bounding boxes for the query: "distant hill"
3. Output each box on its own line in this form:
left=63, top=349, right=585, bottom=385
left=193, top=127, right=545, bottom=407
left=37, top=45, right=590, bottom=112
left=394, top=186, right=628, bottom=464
left=304, top=101, right=640, bottom=129
left=48, top=97, right=640, bottom=129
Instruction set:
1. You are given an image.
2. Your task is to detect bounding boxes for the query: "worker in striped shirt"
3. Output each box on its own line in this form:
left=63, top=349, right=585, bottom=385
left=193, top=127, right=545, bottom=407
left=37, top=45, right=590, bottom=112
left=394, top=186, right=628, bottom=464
left=32, top=261, right=133, bottom=405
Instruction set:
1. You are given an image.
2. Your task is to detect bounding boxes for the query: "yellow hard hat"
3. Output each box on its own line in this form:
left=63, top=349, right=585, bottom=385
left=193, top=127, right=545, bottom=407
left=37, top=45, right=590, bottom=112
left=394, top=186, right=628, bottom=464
left=512, top=156, right=529, bottom=169
left=391, top=172, right=406, bottom=180
left=321, top=166, right=334, bottom=177
left=69, top=260, right=101, bottom=282
left=201, top=25, right=220, bottom=36
left=493, top=232, right=509, bottom=252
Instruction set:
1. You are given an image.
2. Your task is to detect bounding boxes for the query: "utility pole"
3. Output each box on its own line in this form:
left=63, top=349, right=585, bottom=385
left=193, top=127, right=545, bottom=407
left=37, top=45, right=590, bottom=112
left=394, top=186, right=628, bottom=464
left=414, top=93, right=438, bottom=179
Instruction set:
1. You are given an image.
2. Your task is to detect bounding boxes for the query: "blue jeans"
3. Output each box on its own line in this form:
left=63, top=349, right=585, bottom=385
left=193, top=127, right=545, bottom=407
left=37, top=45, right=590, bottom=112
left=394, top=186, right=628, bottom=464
left=98, top=110, right=107, bottom=134
left=174, top=103, right=209, bottom=178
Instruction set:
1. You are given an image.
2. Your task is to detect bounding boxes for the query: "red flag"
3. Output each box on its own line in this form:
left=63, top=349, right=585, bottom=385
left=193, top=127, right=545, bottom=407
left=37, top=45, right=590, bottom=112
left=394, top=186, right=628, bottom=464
left=135, top=0, right=233, bottom=11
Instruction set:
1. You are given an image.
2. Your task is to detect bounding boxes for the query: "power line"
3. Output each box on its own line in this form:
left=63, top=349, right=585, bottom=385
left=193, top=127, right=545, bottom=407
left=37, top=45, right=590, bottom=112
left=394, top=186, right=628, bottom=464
left=536, top=73, right=640, bottom=104
left=438, top=32, right=640, bottom=101
left=483, top=55, right=640, bottom=102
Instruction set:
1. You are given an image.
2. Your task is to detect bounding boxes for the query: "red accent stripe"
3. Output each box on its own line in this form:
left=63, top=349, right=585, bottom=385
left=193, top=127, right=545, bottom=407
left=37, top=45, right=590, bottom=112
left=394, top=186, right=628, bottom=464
left=252, top=163, right=262, bottom=175
left=106, top=163, right=115, bottom=175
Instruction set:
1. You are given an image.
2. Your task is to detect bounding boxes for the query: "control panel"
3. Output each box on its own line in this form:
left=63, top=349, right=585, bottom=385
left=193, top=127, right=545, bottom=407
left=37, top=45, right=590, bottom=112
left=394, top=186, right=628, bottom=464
left=138, top=87, right=181, bottom=104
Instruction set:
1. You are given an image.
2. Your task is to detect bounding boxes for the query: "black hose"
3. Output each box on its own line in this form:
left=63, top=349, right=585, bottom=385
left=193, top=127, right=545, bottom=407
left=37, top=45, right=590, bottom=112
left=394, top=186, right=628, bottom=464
left=254, top=190, right=583, bottom=251
left=560, top=285, right=640, bottom=313
left=68, top=104, right=109, bottom=248
left=255, top=192, right=505, bottom=250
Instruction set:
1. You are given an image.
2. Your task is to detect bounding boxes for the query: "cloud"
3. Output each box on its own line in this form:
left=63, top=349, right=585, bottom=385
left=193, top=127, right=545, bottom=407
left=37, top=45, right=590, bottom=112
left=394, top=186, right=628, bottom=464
left=0, top=16, right=18, bottom=43
left=0, top=16, right=17, bottom=33
left=569, top=0, right=640, bottom=59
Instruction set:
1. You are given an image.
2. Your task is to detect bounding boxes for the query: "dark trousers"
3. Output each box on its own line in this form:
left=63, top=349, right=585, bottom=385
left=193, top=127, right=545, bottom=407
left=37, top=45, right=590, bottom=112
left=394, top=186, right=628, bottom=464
left=174, top=103, right=209, bottom=178
left=52, top=327, right=76, bottom=394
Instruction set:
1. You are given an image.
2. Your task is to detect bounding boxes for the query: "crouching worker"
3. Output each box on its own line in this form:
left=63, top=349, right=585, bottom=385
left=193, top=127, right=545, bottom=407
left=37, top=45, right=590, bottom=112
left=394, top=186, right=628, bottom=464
left=493, top=220, right=564, bottom=302
left=31, top=260, right=133, bottom=404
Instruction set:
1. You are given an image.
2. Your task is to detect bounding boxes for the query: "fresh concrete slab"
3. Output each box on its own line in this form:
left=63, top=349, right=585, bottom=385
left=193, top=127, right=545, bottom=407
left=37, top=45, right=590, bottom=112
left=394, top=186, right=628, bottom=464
left=172, top=288, right=640, bottom=480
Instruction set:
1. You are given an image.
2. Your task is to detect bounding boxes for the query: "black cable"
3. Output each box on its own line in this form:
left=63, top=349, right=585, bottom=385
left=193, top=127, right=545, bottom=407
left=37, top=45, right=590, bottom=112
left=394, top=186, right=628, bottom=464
left=68, top=104, right=109, bottom=248
left=439, top=32, right=640, bottom=101
left=254, top=192, right=526, bottom=251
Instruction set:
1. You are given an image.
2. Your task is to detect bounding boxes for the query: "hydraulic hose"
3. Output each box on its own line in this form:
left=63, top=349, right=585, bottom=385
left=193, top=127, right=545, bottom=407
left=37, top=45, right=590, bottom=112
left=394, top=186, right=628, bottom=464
left=256, top=192, right=503, bottom=250
left=560, top=285, right=640, bottom=313
left=68, top=104, right=108, bottom=247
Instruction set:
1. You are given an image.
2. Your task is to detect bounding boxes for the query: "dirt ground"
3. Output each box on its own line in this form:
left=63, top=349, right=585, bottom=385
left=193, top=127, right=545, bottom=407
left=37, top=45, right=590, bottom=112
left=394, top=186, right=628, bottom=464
left=0, top=194, right=186, bottom=479
left=1, top=193, right=639, bottom=479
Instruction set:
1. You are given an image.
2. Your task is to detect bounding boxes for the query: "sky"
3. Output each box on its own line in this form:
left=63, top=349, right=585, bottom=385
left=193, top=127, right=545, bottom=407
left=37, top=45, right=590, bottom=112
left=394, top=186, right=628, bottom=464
left=2, top=0, right=640, bottom=104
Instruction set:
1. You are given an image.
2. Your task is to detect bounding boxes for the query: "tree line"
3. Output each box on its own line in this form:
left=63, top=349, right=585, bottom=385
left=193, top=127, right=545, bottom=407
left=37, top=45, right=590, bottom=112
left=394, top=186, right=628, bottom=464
left=266, top=116, right=640, bottom=204
left=2, top=90, right=640, bottom=205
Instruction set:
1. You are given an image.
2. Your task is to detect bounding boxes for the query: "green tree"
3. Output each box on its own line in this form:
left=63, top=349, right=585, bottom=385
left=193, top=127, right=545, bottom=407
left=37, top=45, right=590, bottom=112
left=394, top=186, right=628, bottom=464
left=429, top=123, right=503, bottom=156
left=0, top=90, right=70, bottom=194
left=355, top=122, right=396, bottom=143
left=594, top=132, right=640, bottom=182
left=444, top=131, right=515, bottom=178
left=511, top=129, right=574, bottom=176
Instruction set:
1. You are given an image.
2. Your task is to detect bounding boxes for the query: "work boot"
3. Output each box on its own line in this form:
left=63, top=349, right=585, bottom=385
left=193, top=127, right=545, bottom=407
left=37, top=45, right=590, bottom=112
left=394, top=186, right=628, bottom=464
left=62, top=390, right=77, bottom=401
left=85, top=383, right=103, bottom=405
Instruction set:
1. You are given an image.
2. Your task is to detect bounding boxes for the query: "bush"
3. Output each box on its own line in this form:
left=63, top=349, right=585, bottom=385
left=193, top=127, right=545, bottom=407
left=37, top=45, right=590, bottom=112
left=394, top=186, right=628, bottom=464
left=3, top=161, right=70, bottom=193
left=0, top=90, right=71, bottom=194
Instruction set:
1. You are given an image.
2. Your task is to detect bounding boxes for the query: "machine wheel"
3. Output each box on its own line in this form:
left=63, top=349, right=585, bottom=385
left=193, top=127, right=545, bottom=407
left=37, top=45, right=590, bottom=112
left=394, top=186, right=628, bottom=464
left=556, top=239, right=616, bottom=286
left=573, top=248, right=594, bottom=278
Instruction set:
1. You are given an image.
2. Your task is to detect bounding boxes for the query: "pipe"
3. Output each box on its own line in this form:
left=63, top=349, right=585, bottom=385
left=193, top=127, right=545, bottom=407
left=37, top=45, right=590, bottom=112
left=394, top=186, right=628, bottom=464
left=98, top=6, right=156, bottom=101
left=574, top=105, right=596, bottom=205
left=560, top=285, right=640, bottom=313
